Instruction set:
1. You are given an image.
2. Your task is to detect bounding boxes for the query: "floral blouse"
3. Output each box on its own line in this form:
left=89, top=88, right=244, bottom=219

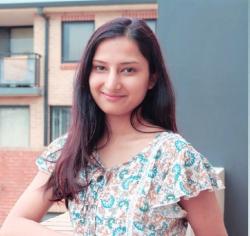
left=36, top=131, right=225, bottom=236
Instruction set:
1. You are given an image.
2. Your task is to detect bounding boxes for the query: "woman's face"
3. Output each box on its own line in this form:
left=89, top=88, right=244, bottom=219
left=89, top=36, right=154, bottom=117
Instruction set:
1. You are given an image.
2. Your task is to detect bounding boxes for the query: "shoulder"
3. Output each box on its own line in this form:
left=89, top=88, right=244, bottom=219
left=42, top=134, right=68, bottom=158
left=148, top=131, right=225, bottom=206
left=156, top=131, right=191, bottom=156
left=153, top=131, right=220, bottom=188
left=156, top=131, right=207, bottom=170
left=35, top=134, right=68, bottom=174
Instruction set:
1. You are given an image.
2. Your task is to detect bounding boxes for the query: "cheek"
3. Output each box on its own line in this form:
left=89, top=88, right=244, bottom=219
left=131, top=79, right=150, bottom=94
left=89, top=76, right=100, bottom=94
left=128, top=82, right=150, bottom=104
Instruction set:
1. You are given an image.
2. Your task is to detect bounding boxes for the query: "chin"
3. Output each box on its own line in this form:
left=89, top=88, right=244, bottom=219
left=100, top=107, right=132, bottom=117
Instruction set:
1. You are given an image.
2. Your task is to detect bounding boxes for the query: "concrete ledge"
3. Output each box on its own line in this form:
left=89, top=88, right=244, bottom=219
left=41, top=212, right=72, bottom=235
left=0, top=87, right=43, bottom=97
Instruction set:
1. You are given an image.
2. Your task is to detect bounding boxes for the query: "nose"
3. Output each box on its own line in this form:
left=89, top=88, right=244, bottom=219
left=104, top=70, right=121, bottom=91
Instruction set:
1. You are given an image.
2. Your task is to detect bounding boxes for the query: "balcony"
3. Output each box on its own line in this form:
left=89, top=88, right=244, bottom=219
left=0, top=52, right=43, bottom=96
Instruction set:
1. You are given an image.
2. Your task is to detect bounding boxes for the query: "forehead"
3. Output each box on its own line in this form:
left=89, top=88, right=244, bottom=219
left=93, top=36, right=147, bottom=64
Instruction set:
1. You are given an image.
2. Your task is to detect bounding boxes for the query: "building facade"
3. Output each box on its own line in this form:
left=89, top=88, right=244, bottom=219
left=0, top=0, right=157, bottom=224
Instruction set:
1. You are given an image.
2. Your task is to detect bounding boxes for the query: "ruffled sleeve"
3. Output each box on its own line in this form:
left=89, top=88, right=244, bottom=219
left=35, top=134, right=68, bottom=174
left=150, top=133, right=225, bottom=208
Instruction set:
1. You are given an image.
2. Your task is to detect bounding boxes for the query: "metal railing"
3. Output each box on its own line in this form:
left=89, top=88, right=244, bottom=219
left=0, top=52, right=41, bottom=87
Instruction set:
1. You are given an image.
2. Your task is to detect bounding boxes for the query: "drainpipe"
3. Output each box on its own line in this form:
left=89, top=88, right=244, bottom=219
left=37, top=7, right=49, bottom=146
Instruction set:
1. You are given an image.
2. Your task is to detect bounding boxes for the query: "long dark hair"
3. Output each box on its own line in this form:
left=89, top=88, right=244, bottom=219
left=45, top=17, right=178, bottom=206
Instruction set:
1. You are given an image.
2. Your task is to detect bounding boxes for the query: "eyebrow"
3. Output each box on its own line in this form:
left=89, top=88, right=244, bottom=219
left=92, top=59, right=139, bottom=65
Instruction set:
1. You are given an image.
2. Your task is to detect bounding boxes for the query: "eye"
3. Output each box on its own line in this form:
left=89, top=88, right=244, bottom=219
left=122, top=67, right=136, bottom=74
left=93, top=65, right=106, bottom=72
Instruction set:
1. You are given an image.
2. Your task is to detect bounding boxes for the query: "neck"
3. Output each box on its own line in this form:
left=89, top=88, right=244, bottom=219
left=105, top=113, right=161, bottom=137
left=106, top=114, right=137, bottom=137
left=97, top=114, right=164, bottom=148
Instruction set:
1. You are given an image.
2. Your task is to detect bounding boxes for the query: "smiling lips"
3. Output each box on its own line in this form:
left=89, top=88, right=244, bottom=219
left=101, top=91, right=126, bottom=101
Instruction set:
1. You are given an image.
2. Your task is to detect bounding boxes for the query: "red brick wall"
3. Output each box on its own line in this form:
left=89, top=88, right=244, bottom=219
left=0, top=149, right=42, bottom=225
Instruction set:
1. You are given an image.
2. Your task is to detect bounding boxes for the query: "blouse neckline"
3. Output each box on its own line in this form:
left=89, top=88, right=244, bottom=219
left=93, top=131, right=168, bottom=172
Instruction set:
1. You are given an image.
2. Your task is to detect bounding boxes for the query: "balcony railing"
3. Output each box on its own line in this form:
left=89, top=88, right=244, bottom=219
left=0, top=52, right=41, bottom=88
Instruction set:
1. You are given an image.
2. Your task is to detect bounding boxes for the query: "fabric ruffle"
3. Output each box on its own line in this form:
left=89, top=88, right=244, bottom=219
left=147, top=135, right=225, bottom=209
left=35, top=134, right=67, bottom=174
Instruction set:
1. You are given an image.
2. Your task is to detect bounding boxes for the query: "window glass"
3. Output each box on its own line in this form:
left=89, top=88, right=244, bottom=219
left=10, top=27, right=33, bottom=54
left=62, top=21, right=94, bottom=62
left=51, top=106, right=71, bottom=141
left=0, top=107, right=29, bottom=147
left=0, top=28, right=10, bottom=53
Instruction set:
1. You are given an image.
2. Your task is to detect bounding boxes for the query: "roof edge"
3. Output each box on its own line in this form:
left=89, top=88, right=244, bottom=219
left=0, top=0, right=157, bottom=9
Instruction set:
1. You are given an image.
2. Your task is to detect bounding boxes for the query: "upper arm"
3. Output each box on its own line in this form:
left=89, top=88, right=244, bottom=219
left=179, top=190, right=228, bottom=236
left=3, top=171, right=54, bottom=224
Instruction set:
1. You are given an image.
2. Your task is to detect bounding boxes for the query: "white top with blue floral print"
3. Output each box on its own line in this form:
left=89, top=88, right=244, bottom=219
left=36, top=131, right=225, bottom=236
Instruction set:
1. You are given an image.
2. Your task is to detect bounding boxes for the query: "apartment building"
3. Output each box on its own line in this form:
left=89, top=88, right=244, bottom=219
left=0, top=0, right=157, bottom=224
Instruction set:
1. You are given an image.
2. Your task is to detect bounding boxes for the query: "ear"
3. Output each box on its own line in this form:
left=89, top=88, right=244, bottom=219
left=148, top=74, right=157, bottom=90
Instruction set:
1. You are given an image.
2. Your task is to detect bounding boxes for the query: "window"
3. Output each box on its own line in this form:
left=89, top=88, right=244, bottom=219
left=10, top=27, right=33, bottom=53
left=146, top=19, right=157, bottom=33
left=0, top=27, right=33, bottom=54
left=50, top=106, right=71, bottom=141
left=0, top=27, right=35, bottom=87
left=62, top=21, right=94, bottom=62
left=0, top=106, right=30, bottom=147
left=0, top=28, right=10, bottom=53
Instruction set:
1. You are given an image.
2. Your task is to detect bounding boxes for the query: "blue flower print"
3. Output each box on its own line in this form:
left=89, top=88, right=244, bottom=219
left=101, top=195, right=115, bottom=208
left=175, top=140, right=187, bottom=152
left=112, top=226, right=126, bottom=236
left=122, top=175, right=141, bottom=190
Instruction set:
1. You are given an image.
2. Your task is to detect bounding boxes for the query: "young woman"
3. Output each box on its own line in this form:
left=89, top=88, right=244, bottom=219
left=0, top=17, right=228, bottom=236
